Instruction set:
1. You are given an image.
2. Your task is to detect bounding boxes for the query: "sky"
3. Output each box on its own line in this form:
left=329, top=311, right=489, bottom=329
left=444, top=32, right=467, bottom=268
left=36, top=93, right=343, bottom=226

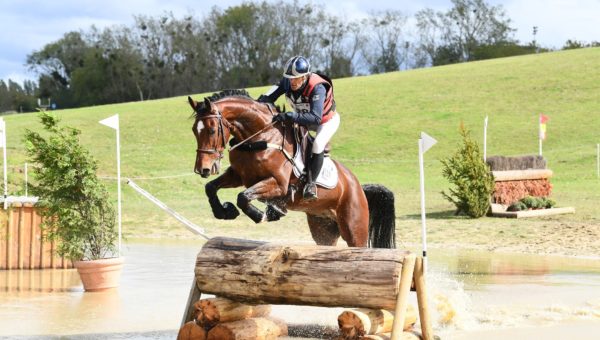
left=1, top=0, right=599, bottom=85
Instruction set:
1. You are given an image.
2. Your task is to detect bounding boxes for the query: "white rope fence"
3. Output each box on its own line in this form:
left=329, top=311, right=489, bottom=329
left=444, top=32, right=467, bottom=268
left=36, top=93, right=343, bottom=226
left=126, top=179, right=210, bottom=240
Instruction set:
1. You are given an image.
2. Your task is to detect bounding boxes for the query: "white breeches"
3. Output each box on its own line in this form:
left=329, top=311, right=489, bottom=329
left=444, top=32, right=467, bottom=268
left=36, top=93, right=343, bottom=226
left=312, top=112, right=340, bottom=154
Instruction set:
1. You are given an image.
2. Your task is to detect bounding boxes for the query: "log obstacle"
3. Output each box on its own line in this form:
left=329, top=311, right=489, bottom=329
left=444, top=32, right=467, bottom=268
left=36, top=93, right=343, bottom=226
left=207, top=316, right=288, bottom=340
left=338, top=305, right=417, bottom=338
left=177, top=321, right=207, bottom=340
left=195, top=298, right=271, bottom=329
left=182, top=237, right=433, bottom=340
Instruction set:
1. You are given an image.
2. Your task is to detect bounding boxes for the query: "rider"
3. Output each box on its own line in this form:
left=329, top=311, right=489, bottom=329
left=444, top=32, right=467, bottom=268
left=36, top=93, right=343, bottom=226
left=258, top=56, right=340, bottom=201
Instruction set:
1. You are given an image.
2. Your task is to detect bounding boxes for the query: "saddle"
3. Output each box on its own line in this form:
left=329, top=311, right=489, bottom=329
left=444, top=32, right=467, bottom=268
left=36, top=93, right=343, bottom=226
left=290, top=125, right=337, bottom=189
left=293, top=125, right=331, bottom=164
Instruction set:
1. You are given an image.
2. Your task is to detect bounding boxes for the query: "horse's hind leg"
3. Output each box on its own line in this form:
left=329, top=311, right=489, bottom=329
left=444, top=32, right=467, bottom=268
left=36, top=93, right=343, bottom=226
left=336, top=194, right=370, bottom=247
left=306, top=214, right=339, bottom=246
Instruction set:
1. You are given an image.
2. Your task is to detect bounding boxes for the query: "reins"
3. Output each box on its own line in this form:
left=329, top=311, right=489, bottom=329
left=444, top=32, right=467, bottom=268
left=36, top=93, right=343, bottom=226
left=194, top=103, right=301, bottom=173
left=229, top=121, right=276, bottom=152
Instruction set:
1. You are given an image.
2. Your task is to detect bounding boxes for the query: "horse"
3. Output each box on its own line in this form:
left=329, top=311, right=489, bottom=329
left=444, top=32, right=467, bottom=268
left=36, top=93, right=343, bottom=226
left=188, top=89, right=395, bottom=248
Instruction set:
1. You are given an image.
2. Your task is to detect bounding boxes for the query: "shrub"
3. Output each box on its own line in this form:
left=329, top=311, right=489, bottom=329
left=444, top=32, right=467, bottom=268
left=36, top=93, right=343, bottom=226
left=508, top=201, right=527, bottom=211
left=521, top=196, right=536, bottom=208
left=441, top=124, right=495, bottom=218
left=510, top=196, right=556, bottom=211
left=544, top=198, right=556, bottom=208
left=24, top=112, right=117, bottom=261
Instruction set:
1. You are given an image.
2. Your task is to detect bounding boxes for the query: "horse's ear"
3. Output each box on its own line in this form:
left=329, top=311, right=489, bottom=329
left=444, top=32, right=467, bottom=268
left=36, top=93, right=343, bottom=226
left=204, top=97, right=213, bottom=112
left=188, top=96, right=197, bottom=110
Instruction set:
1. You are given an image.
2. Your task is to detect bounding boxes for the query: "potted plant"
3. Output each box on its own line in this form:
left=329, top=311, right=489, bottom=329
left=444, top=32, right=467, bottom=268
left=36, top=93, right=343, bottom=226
left=24, top=112, right=123, bottom=291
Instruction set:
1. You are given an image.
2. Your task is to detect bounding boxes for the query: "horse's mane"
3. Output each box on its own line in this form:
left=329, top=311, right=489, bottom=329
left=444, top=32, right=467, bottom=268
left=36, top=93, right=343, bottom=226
left=206, top=89, right=252, bottom=102
left=192, top=89, right=252, bottom=118
left=193, top=88, right=281, bottom=117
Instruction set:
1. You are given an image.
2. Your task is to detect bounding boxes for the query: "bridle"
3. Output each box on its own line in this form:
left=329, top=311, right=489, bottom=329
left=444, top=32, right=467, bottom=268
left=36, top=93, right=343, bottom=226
left=194, top=108, right=229, bottom=175
left=193, top=102, right=284, bottom=175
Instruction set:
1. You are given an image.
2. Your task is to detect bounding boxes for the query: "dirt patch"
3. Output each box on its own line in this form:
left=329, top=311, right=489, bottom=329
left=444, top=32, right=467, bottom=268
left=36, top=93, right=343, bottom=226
left=398, top=217, right=600, bottom=258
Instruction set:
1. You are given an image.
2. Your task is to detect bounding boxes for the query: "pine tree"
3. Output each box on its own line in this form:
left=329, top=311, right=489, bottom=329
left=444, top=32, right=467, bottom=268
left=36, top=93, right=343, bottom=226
left=441, top=124, right=495, bottom=218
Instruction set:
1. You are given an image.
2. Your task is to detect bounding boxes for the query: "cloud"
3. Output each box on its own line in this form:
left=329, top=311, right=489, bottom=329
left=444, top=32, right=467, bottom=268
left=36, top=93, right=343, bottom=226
left=2, top=0, right=600, bottom=84
left=502, top=0, right=600, bottom=46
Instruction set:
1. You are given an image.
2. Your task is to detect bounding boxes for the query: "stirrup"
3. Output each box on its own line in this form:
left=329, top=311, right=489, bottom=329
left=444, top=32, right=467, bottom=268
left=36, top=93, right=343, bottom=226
left=303, top=182, right=318, bottom=201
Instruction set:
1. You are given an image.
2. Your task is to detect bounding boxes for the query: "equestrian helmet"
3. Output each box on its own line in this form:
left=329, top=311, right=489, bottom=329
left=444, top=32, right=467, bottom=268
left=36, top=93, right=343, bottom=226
left=283, top=56, right=310, bottom=78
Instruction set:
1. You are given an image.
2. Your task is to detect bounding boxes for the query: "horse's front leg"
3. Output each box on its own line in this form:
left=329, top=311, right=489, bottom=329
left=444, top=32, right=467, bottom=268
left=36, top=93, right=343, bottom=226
left=205, top=167, right=243, bottom=220
left=237, top=177, right=287, bottom=224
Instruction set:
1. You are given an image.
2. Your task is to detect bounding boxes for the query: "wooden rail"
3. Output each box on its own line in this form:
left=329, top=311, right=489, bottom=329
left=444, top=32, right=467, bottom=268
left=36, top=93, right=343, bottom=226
left=1, top=203, right=71, bottom=270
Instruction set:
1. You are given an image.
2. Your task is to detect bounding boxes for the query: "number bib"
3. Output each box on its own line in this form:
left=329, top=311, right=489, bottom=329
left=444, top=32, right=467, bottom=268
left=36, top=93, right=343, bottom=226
left=287, top=97, right=310, bottom=114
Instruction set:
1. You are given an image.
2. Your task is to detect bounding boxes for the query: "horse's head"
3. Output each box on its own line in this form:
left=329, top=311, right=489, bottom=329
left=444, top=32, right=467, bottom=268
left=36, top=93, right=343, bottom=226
left=189, top=96, right=231, bottom=178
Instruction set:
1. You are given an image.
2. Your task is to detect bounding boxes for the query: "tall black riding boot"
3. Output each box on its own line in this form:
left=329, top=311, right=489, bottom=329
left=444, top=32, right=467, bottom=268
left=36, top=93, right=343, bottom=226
left=303, top=152, right=324, bottom=201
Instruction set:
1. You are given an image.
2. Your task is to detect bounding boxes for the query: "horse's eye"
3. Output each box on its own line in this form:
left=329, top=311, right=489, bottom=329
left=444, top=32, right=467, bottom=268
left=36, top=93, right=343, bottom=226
left=209, top=128, right=216, bottom=135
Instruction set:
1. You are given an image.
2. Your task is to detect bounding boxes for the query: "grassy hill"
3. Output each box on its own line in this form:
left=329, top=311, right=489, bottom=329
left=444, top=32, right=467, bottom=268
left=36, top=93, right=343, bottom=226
left=3, top=47, right=600, bottom=248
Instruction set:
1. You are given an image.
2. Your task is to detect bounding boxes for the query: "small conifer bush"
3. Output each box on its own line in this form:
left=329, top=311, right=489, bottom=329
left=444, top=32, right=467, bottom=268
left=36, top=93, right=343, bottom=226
left=441, top=124, right=495, bottom=218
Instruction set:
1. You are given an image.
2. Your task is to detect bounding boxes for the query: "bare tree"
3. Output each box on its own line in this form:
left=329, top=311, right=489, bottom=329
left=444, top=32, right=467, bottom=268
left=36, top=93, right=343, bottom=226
left=314, top=14, right=362, bottom=78
left=360, top=10, right=409, bottom=74
left=416, top=0, right=515, bottom=66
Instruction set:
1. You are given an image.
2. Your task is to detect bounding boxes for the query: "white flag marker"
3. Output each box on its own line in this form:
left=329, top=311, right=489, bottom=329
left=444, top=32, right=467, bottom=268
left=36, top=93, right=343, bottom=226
left=419, top=131, right=437, bottom=273
left=99, top=114, right=120, bottom=130
left=99, top=114, right=122, bottom=256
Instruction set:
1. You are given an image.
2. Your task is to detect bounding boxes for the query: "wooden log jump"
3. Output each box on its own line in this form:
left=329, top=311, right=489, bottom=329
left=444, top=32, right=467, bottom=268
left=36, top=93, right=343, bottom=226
left=183, top=237, right=433, bottom=340
left=338, top=305, right=417, bottom=338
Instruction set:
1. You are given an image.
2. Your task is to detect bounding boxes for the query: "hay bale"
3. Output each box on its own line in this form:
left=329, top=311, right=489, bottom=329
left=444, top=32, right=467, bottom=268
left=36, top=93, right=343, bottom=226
left=486, top=155, right=546, bottom=171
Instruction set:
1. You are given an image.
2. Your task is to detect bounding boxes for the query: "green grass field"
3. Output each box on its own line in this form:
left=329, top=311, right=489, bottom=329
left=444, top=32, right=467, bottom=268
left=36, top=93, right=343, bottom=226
left=3, top=48, right=600, bottom=250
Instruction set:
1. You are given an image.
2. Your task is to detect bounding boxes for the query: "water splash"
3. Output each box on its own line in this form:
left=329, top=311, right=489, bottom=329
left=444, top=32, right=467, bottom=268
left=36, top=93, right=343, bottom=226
left=418, top=269, right=479, bottom=332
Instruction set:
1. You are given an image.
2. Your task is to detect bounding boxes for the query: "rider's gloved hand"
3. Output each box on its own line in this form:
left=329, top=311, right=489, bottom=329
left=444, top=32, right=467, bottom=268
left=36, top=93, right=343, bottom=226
left=272, top=112, right=287, bottom=123
left=284, top=111, right=297, bottom=122
left=272, top=112, right=297, bottom=123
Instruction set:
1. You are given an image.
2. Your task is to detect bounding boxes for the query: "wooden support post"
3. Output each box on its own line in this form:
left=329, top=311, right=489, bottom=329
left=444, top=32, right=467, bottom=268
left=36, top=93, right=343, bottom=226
left=5, top=208, right=13, bottom=269
left=390, top=253, right=416, bottom=340
left=29, top=207, right=35, bottom=269
left=18, top=206, right=24, bottom=269
left=37, top=212, right=44, bottom=268
left=182, top=276, right=203, bottom=327
left=50, top=239, right=56, bottom=269
left=414, top=257, right=433, bottom=340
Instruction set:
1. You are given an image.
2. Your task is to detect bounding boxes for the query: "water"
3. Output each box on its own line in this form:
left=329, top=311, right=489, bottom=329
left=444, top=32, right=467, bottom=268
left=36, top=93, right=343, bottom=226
left=0, top=240, right=599, bottom=339
left=427, top=250, right=600, bottom=339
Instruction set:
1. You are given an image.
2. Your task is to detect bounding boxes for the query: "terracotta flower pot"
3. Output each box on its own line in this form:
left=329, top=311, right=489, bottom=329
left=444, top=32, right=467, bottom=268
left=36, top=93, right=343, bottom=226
left=74, top=257, right=124, bottom=292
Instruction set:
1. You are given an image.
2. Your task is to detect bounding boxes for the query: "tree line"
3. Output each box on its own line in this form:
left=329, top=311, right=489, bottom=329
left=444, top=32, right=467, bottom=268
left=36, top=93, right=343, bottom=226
left=1, top=0, right=597, bottom=113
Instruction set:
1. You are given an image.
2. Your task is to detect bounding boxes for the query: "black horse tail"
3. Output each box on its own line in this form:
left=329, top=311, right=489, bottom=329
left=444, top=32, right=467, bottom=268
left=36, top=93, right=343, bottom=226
left=363, top=184, right=396, bottom=249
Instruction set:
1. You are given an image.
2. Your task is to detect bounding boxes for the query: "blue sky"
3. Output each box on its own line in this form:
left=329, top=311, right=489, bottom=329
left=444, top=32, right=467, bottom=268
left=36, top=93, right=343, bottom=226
left=1, top=0, right=599, bottom=84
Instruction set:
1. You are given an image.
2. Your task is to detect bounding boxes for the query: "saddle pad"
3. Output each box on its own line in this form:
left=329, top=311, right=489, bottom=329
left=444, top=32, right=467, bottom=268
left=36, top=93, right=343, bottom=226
left=292, top=149, right=338, bottom=189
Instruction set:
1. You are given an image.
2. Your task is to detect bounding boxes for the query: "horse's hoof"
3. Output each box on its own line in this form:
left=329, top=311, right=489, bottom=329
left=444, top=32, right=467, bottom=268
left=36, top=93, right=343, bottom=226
left=222, top=202, right=240, bottom=220
left=212, top=209, right=225, bottom=220
left=265, top=205, right=286, bottom=222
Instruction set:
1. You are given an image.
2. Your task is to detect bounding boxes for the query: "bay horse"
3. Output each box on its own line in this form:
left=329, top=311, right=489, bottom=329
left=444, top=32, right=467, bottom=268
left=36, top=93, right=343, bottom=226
left=189, top=89, right=395, bottom=248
